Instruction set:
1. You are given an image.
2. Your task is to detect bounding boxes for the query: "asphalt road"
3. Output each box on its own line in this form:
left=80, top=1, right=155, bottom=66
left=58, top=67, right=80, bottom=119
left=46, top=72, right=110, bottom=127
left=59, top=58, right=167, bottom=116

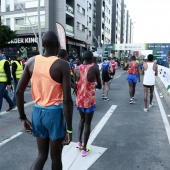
left=0, top=68, right=170, bottom=170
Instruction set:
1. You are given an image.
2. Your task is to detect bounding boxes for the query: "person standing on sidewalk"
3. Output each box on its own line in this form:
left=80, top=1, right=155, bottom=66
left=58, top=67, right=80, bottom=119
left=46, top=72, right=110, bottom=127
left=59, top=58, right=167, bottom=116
left=74, top=51, right=101, bottom=156
left=142, top=54, right=158, bottom=112
left=0, top=50, right=15, bottom=112
left=11, top=54, right=23, bottom=106
left=123, top=55, right=140, bottom=104
left=16, top=31, right=73, bottom=170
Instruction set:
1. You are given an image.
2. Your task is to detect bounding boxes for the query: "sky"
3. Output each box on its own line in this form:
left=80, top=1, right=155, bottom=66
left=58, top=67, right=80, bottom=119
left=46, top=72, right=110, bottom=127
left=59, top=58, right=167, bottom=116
left=125, top=0, right=170, bottom=43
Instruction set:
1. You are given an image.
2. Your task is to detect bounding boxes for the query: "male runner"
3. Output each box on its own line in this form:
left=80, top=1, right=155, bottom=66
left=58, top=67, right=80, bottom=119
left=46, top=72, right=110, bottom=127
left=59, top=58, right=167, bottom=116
left=142, top=54, right=158, bottom=112
left=101, top=57, right=112, bottom=101
left=16, top=31, right=73, bottom=170
left=123, top=55, right=140, bottom=104
left=74, top=51, right=101, bottom=156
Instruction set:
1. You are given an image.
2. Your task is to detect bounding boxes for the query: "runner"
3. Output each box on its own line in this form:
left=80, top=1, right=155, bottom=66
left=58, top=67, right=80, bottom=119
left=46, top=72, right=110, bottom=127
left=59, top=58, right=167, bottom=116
left=110, top=57, right=117, bottom=80
left=74, top=51, right=101, bottom=157
left=142, top=54, right=158, bottom=112
left=123, top=55, right=140, bottom=104
left=101, top=57, right=112, bottom=101
left=16, top=31, right=73, bottom=170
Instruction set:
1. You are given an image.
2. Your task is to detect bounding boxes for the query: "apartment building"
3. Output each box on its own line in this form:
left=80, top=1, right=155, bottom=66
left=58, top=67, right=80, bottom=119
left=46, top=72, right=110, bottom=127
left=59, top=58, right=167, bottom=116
left=95, top=0, right=112, bottom=47
left=0, top=0, right=94, bottom=58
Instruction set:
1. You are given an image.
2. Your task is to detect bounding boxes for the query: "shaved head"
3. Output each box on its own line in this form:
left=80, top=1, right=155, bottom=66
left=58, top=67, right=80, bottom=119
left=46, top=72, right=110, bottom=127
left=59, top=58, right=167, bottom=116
left=42, top=31, right=60, bottom=49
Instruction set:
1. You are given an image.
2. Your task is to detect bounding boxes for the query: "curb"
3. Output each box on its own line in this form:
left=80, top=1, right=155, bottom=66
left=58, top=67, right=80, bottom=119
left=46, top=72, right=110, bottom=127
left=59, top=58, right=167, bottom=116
left=155, top=77, right=170, bottom=109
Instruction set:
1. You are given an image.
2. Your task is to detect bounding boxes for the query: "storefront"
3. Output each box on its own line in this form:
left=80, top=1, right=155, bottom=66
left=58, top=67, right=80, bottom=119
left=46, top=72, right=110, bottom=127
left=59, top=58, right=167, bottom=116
left=66, top=37, right=88, bottom=59
left=1, top=35, right=39, bottom=59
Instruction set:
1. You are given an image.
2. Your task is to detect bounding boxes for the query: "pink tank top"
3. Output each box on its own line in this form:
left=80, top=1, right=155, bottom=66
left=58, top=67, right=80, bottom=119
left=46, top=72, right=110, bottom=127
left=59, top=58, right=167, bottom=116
left=31, top=55, right=63, bottom=106
left=76, top=64, right=96, bottom=108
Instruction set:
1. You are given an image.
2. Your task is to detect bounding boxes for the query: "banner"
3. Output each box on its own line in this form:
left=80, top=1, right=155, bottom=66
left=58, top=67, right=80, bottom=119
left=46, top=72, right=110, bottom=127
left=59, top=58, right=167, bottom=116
left=158, top=65, right=170, bottom=93
left=56, top=23, right=66, bottom=50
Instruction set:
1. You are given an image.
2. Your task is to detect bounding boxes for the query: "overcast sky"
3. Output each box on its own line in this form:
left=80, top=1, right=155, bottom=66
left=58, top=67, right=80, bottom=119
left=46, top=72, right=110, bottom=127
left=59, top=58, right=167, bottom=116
left=125, top=0, right=170, bottom=43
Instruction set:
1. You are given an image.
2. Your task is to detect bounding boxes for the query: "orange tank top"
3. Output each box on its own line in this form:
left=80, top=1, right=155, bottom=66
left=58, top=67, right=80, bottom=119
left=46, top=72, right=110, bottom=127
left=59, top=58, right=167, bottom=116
left=31, top=55, right=63, bottom=106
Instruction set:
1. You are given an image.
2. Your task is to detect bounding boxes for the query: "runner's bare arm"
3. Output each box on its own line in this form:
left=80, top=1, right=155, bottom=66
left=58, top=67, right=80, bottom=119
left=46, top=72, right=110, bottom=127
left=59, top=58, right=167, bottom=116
left=137, top=63, right=140, bottom=82
left=155, top=64, right=158, bottom=76
left=95, top=66, right=102, bottom=89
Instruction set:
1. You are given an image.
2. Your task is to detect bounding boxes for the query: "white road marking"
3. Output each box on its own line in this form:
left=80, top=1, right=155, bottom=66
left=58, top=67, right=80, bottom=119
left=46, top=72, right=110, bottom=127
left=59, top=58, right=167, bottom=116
left=0, top=132, right=23, bottom=147
left=0, top=101, right=34, bottom=116
left=62, top=105, right=117, bottom=170
left=155, top=87, right=170, bottom=144
left=115, top=75, right=121, bottom=79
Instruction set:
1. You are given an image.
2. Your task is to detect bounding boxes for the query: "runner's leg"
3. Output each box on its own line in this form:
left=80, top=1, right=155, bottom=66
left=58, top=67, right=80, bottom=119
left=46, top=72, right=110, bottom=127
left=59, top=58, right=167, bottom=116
left=31, top=137, right=49, bottom=170
left=128, top=82, right=133, bottom=98
left=150, top=86, right=154, bottom=104
left=50, top=138, right=63, bottom=170
left=78, top=110, right=85, bottom=142
left=143, top=86, right=148, bottom=109
left=83, top=111, right=94, bottom=150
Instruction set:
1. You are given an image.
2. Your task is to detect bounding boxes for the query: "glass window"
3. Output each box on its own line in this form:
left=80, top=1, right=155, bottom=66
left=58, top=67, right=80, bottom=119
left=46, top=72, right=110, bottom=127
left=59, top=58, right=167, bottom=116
left=6, top=0, right=10, bottom=12
left=15, top=18, right=25, bottom=25
left=6, top=18, right=10, bottom=27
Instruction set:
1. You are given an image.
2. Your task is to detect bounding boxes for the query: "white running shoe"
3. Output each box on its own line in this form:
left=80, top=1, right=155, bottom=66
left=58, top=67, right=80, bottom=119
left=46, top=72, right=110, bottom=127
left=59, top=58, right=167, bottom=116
left=143, top=108, right=148, bottom=112
left=149, top=103, right=153, bottom=108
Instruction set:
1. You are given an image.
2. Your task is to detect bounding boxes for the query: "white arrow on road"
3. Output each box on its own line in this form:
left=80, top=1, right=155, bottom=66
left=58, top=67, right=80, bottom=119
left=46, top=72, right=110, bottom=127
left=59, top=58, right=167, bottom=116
left=62, top=105, right=117, bottom=170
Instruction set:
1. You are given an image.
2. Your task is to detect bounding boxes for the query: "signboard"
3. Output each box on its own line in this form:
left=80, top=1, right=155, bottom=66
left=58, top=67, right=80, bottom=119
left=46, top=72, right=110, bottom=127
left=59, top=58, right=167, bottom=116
left=8, top=37, right=38, bottom=44
left=114, top=44, right=145, bottom=50
left=56, top=22, right=66, bottom=50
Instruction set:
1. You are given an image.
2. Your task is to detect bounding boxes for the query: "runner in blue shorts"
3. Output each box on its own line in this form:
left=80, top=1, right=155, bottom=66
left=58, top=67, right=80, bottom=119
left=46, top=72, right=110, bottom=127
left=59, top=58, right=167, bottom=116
left=124, top=56, right=140, bottom=104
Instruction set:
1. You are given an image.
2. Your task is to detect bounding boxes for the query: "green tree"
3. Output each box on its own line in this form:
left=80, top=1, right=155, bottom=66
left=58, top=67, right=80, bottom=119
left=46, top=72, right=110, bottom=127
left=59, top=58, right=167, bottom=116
left=0, top=22, right=17, bottom=46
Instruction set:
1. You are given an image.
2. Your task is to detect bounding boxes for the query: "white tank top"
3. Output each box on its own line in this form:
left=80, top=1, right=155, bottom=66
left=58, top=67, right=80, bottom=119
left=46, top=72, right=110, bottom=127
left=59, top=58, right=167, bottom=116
left=143, top=62, right=155, bottom=86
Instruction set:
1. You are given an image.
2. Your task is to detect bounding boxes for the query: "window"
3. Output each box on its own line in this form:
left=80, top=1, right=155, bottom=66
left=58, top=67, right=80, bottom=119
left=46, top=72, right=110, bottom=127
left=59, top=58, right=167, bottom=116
left=88, top=3, right=91, bottom=10
left=82, top=25, right=85, bottom=32
left=89, top=31, right=91, bottom=37
left=88, top=17, right=91, bottom=23
left=77, top=22, right=80, bottom=30
left=77, top=4, right=85, bottom=16
left=6, top=18, right=10, bottom=27
left=6, top=0, right=10, bottom=11
left=15, top=18, right=24, bottom=25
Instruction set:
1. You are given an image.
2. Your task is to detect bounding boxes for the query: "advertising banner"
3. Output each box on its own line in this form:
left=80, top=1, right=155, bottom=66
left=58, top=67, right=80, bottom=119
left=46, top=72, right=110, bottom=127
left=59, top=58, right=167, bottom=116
left=114, top=44, right=146, bottom=50
left=158, top=65, right=170, bottom=93
left=56, top=22, right=66, bottom=50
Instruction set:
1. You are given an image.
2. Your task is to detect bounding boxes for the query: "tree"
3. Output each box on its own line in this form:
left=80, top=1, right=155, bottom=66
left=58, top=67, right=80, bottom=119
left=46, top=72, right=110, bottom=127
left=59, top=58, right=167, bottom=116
left=0, top=22, right=17, bottom=46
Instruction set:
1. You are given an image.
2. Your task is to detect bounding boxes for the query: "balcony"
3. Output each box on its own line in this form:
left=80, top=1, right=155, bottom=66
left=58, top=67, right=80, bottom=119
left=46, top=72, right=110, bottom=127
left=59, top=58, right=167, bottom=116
left=14, top=22, right=45, bottom=31
left=66, top=24, right=74, bottom=37
left=66, top=4, right=74, bottom=18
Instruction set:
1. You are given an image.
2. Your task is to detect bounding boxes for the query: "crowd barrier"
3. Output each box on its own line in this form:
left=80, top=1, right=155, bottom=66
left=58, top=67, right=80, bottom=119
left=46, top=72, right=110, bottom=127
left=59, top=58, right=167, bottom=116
left=158, top=65, right=170, bottom=94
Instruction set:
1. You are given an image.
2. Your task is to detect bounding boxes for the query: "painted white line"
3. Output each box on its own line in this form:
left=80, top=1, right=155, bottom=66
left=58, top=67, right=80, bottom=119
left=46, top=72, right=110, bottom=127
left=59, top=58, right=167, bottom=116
left=0, top=132, right=23, bottom=147
left=62, top=105, right=117, bottom=170
left=115, top=75, right=121, bottom=79
left=0, top=101, right=34, bottom=116
left=155, top=87, right=170, bottom=144
left=88, top=105, right=117, bottom=145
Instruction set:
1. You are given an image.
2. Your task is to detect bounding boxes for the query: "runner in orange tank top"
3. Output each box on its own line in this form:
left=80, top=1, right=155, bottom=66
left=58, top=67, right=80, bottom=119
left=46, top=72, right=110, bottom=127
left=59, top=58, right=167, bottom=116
left=16, top=31, right=73, bottom=170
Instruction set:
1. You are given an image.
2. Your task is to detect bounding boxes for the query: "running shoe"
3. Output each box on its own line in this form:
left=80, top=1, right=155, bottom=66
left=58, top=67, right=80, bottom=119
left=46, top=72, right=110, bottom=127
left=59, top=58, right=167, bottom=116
left=143, top=108, right=148, bottom=112
left=129, top=98, right=134, bottom=104
left=149, top=103, right=153, bottom=108
left=102, top=94, right=105, bottom=99
left=76, top=142, right=82, bottom=149
left=104, top=97, right=109, bottom=101
left=81, top=147, right=91, bottom=157
left=6, top=106, right=15, bottom=112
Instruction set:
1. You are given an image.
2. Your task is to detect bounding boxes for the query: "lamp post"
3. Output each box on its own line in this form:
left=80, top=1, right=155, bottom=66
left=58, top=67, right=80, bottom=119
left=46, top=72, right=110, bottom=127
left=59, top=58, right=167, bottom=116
left=14, top=0, right=42, bottom=54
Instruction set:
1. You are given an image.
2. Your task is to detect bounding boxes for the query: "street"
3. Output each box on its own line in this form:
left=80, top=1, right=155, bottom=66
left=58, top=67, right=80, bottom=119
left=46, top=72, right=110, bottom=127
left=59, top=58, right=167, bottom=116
left=0, top=68, right=170, bottom=170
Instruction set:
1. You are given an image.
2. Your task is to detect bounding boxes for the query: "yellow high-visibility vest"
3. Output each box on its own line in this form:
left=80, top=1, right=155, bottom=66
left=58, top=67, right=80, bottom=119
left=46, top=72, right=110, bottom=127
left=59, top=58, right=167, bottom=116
left=13, top=61, right=23, bottom=79
left=0, top=59, right=7, bottom=82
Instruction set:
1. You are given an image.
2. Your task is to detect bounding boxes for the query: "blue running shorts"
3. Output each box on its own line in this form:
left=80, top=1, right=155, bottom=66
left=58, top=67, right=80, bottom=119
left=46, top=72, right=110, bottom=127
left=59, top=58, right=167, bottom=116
left=32, top=104, right=66, bottom=140
left=76, top=104, right=96, bottom=113
left=126, top=74, right=138, bottom=83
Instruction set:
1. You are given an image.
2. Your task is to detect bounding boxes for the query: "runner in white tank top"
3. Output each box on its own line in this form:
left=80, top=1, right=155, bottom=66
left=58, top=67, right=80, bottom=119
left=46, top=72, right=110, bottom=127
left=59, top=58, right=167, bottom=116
left=142, top=54, right=158, bottom=112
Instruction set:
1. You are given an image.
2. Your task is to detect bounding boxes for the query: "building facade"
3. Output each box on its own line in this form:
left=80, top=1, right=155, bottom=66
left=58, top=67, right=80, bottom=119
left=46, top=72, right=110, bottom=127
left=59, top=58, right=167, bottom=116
left=0, top=0, right=95, bottom=58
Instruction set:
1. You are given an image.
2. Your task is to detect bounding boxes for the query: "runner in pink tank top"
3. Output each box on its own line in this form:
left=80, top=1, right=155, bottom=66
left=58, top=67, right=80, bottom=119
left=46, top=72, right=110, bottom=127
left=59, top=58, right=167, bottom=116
left=75, top=51, right=101, bottom=157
